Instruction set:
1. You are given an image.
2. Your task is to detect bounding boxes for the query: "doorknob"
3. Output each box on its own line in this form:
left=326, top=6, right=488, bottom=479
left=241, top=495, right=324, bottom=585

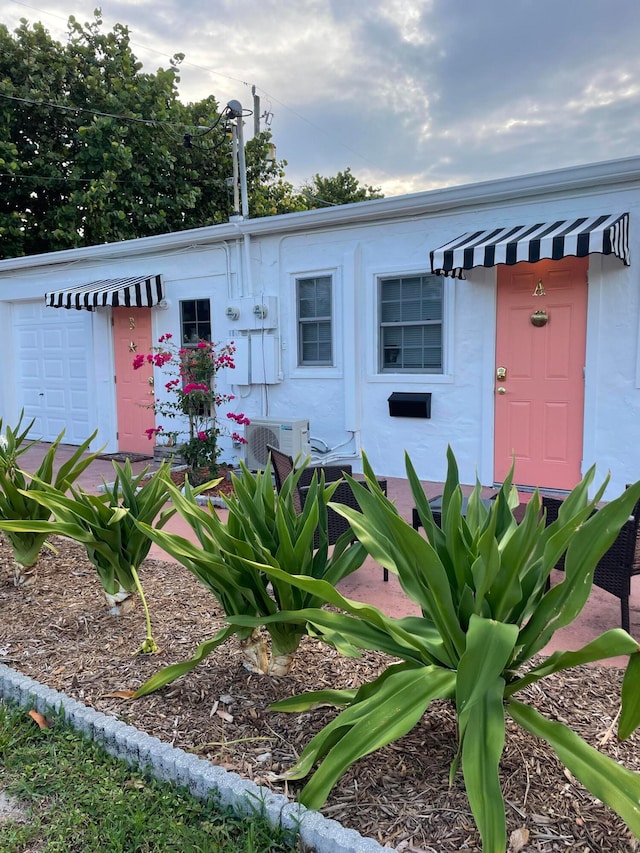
left=496, top=367, right=507, bottom=381
left=497, top=387, right=506, bottom=395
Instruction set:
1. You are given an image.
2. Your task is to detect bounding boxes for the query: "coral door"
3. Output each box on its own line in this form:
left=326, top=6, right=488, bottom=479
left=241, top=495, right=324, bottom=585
left=113, top=308, right=155, bottom=453
left=494, top=257, right=588, bottom=490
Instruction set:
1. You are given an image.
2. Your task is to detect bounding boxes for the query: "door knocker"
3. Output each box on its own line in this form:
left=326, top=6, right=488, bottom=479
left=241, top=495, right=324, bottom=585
left=530, top=309, right=549, bottom=327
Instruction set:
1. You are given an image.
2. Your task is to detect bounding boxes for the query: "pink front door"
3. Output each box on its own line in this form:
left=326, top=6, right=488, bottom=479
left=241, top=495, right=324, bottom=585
left=112, top=308, right=155, bottom=453
left=494, top=257, right=588, bottom=490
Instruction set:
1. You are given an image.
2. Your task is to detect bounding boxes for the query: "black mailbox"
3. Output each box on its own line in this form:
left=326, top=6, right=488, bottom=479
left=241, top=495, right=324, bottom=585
left=388, top=392, right=431, bottom=419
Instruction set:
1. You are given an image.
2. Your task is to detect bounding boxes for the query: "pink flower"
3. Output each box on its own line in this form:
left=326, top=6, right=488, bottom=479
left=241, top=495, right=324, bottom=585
left=145, top=426, right=163, bottom=440
left=183, top=382, right=209, bottom=394
left=152, top=352, right=172, bottom=368
left=197, top=431, right=207, bottom=441
left=232, top=432, right=248, bottom=444
left=132, top=354, right=145, bottom=370
left=226, top=412, right=250, bottom=426
left=197, top=341, right=209, bottom=349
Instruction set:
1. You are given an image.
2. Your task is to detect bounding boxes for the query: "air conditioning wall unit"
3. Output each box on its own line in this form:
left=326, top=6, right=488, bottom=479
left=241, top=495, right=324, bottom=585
left=244, top=418, right=310, bottom=470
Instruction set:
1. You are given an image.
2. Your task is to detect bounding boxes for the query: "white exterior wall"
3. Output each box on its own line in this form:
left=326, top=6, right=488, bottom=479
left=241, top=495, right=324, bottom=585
left=241, top=182, right=640, bottom=496
left=1, top=158, right=640, bottom=497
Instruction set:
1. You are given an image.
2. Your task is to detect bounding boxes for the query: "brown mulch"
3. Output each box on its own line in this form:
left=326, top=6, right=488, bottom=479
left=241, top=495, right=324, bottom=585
left=1, top=536, right=639, bottom=853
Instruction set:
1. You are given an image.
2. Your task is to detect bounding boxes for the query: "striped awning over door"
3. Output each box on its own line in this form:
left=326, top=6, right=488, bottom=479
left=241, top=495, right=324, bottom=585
left=45, top=274, right=164, bottom=310
left=430, top=213, right=630, bottom=279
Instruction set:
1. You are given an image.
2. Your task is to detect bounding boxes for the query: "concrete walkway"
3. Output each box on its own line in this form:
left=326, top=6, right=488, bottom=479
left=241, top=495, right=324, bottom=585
left=14, top=442, right=640, bottom=665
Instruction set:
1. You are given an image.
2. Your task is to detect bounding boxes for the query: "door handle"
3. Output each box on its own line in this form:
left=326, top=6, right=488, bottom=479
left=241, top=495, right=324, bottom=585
left=497, top=387, right=506, bottom=395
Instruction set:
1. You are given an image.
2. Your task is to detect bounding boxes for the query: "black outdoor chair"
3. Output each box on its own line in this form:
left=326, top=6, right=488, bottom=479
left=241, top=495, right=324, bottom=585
left=412, top=492, right=498, bottom=531
left=541, top=494, right=640, bottom=632
left=266, top=444, right=389, bottom=580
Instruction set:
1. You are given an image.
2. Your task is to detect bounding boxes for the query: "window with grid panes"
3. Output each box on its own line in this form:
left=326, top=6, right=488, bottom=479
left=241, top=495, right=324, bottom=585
left=180, top=299, right=211, bottom=346
left=179, top=299, right=212, bottom=416
left=379, top=274, right=443, bottom=373
left=297, top=276, right=332, bottom=366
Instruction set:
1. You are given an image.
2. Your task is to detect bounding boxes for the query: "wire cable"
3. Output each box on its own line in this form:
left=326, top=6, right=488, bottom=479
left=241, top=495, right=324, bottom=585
left=0, top=92, right=177, bottom=126
left=0, top=91, right=218, bottom=133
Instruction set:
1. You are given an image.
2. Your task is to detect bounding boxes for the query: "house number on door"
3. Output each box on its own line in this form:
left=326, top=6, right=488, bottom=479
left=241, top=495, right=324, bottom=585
left=129, top=317, right=136, bottom=329
left=129, top=341, right=137, bottom=352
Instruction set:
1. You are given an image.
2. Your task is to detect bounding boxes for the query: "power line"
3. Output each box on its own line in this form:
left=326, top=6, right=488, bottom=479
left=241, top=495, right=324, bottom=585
left=0, top=92, right=198, bottom=130
left=0, top=91, right=246, bottom=159
left=0, top=171, right=223, bottom=187
left=298, top=190, right=339, bottom=208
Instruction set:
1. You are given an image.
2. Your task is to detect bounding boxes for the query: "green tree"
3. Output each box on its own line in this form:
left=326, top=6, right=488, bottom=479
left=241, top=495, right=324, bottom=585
left=0, top=13, right=300, bottom=258
left=299, top=166, right=384, bottom=208
left=246, top=133, right=308, bottom=217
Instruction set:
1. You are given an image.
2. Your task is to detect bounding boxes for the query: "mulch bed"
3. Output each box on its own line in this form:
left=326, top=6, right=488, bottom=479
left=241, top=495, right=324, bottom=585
left=1, top=536, right=639, bottom=852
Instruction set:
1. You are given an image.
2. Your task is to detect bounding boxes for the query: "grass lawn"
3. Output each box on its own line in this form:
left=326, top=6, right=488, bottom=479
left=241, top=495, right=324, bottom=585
left=0, top=699, right=300, bottom=853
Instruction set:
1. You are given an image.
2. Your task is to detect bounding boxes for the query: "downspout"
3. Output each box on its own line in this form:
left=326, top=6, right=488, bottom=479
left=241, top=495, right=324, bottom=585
left=228, top=100, right=252, bottom=297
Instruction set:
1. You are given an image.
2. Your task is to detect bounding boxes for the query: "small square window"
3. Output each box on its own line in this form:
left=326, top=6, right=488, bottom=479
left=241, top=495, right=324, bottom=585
left=180, top=299, right=211, bottom=346
left=297, top=276, right=332, bottom=366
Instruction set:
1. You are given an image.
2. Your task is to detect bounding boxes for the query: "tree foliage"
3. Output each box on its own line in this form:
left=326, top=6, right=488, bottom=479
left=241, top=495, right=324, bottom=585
left=245, top=134, right=308, bottom=218
left=299, top=166, right=384, bottom=208
left=0, top=13, right=301, bottom=258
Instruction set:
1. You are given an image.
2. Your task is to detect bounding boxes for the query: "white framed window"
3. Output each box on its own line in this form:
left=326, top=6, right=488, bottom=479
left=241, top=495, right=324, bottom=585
left=378, top=274, right=443, bottom=373
left=180, top=298, right=211, bottom=345
left=297, top=275, right=333, bottom=366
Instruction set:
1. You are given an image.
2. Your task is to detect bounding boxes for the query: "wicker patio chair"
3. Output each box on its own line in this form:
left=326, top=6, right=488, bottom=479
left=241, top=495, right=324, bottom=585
left=268, top=444, right=352, bottom=512
left=266, top=444, right=389, bottom=580
left=542, top=494, right=640, bottom=632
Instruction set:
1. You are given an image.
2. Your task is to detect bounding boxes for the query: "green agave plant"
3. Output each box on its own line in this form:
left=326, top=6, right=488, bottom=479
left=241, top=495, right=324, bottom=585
left=0, top=413, right=99, bottom=586
left=228, top=449, right=640, bottom=853
left=0, top=460, right=189, bottom=653
left=133, top=459, right=366, bottom=692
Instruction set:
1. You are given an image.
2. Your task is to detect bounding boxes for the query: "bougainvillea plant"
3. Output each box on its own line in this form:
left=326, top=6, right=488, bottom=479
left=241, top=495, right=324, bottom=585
left=133, top=333, right=249, bottom=475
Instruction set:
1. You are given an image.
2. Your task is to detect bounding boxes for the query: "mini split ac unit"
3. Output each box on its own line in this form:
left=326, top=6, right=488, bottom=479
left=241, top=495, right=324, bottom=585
left=244, top=418, right=310, bottom=470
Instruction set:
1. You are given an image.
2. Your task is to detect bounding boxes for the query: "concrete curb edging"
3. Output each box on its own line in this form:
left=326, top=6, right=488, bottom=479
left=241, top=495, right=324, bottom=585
left=0, top=664, right=393, bottom=853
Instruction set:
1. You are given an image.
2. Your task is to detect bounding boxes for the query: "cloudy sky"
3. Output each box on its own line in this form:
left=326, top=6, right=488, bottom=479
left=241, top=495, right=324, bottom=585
left=2, top=0, right=640, bottom=198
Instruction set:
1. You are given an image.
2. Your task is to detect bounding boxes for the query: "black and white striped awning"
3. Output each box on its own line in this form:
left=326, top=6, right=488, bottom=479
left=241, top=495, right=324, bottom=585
left=430, top=213, right=630, bottom=279
left=45, top=274, right=164, bottom=310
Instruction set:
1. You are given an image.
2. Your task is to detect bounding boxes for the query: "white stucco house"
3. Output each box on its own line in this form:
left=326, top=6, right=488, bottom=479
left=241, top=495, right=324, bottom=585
left=1, top=155, right=639, bottom=498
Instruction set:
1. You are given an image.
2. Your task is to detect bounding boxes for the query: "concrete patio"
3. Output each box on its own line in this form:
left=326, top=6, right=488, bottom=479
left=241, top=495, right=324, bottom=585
left=12, top=441, right=640, bottom=665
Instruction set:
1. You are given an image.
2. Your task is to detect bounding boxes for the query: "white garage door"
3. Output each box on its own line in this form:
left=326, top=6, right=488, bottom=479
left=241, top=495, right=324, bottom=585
left=13, top=301, right=94, bottom=444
